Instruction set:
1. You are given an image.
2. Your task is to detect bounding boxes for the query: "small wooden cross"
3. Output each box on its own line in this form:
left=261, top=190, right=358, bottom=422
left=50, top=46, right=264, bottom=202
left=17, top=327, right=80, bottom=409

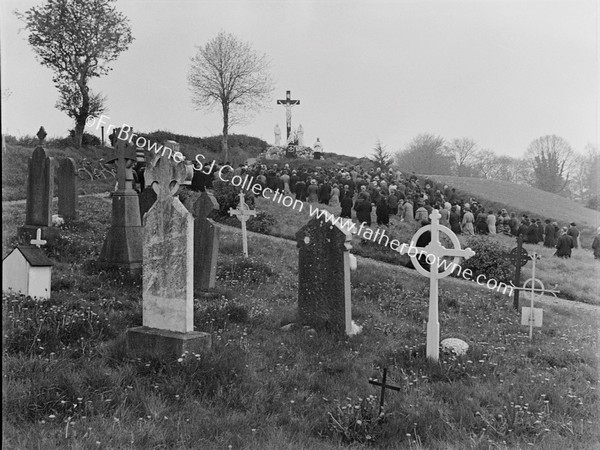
left=228, top=192, right=256, bottom=258
left=30, top=228, right=47, bottom=248
left=368, top=368, right=401, bottom=416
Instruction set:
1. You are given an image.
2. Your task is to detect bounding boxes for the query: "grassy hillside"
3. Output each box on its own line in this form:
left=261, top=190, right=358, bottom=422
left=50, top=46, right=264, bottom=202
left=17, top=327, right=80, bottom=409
left=425, top=175, right=599, bottom=229
left=2, top=195, right=599, bottom=449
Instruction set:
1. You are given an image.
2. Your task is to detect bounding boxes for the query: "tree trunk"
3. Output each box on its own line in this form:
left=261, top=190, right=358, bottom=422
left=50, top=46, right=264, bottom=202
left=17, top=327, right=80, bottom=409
left=222, top=103, right=229, bottom=164
left=75, top=82, right=90, bottom=149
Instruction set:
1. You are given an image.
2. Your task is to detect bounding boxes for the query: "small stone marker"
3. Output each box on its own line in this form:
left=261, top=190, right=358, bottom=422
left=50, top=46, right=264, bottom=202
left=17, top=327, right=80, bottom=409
left=441, top=338, right=469, bottom=356
left=18, top=146, right=60, bottom=243
left=229, top=192, right=256, bottom=258
left=508, top=236, right=529, bottom=309
left=127, top=154, right=211, bottom=357
left=98, top=128, right=143, bottom=274
left=57, top=157, right=78, bottom=221
left=368, top=368, right=401, bottom=416
left=399, top=209, right=475, bottom=361
left=296, top=215, right=360, bottom=335
left=2, top=228, right=53, bottom=299
left=189, top=192, right=220, bottom=291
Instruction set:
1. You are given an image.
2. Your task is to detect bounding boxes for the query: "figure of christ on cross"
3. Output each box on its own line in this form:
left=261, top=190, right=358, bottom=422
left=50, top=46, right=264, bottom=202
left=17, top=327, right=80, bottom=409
left=277, top=90, right=300, bottom=142
left=400, top=209, right=475, bottom=361
left=228, top=192, right=257, bottom=258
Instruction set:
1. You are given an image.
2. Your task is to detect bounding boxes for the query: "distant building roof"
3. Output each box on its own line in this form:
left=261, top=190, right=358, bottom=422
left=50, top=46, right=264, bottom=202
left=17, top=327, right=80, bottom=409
left=3, top=246, right=53, bottom=267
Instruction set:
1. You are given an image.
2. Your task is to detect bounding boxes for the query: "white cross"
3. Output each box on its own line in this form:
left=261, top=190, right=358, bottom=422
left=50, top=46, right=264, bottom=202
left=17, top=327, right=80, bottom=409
left=400, top=209, right=475, bottom=361
left=228, top=193, right=257, bottom=258
left=30, top=228, right=47, bottom=248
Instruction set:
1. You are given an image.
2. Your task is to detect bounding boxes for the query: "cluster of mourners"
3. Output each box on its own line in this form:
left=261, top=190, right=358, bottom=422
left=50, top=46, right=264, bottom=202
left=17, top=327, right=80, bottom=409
left=182, top=160, right=600, bottom=261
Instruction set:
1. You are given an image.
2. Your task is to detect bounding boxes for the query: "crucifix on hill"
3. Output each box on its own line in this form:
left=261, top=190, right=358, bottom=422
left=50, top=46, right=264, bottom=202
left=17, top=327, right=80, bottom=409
left=229, top=192, right=256, bottom=258
left=400, top=209, right=475, bottom=361
left=277, top=90, right=300, bottom=142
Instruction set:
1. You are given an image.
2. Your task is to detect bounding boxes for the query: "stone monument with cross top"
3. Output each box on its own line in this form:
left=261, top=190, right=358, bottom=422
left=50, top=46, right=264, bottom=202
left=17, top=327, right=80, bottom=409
left=126, top=152, right=211, bottom=357
left=98, top=127, right=143, bottom=274
left=229, top=192, right=256, bottom=258
left=400, top=209, right=475, bottom=361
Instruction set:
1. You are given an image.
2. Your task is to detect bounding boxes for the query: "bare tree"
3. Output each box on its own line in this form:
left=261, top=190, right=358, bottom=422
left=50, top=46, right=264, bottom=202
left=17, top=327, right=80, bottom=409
left=188, top=31, right=274, bottom=163
left=17, top=0, right=133, bottom=148
left=524, top=135, right=574, bottom=194
left=446, top=137, right=478, bottom=177
left=394, top=133, right=451, bottom=175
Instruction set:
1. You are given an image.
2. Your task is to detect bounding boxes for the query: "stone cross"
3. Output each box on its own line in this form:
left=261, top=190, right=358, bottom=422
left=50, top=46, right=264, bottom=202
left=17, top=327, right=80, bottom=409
left=368, top=368, right=401, bottom=416
left=507, top=236, right=529, bottom=309
left=296, top=215, right=358, bottom=335
left=98, top=128, right=142, bottom=274
left=30, top=228, right=47, bottom=248
left=229, top=192, right=256, bottom=258
left=107, top=128, right=137, bottom=192
left=400, top=209, right=475, bottom=361
left=143, top=154, right=192, bottom=332
left=36, top=126, right=47, bottom=144
left=277, top=90, right=300, bottom=141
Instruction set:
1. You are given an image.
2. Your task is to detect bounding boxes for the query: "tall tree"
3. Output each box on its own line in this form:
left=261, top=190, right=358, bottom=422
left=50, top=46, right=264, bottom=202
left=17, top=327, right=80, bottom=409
left=446, top=137, right=478, bottom=177
left=18, top=0, right=133, bottom=148
left=188, top=31, right=274, bottom=163
left=525, top=135, right=574, bottom=194
left=369, top=140, right=393, bottom=170
left=395, top=133, right=452, bottom=175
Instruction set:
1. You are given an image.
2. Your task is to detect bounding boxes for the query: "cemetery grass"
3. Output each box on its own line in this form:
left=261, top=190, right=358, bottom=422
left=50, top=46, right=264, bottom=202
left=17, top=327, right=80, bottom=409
left=234, top=196, right=600, bottom=307
left=3, top=197, right=600, bottom=449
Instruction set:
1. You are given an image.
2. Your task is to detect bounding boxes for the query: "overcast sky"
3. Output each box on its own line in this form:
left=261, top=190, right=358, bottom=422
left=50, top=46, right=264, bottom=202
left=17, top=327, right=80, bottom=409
left=1, top=0, right=597, bottom=159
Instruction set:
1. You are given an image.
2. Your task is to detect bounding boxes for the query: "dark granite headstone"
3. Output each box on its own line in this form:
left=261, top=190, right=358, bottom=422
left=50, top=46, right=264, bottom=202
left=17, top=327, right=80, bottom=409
left=139, top=188, right=157, bottom=220
left=57, top=158, right=78, bottom=221
left=189, top=192, right=220, bottom=291
left=296, top=216, right=353, bottom=334
left=18, top=147, right=60, bottom=242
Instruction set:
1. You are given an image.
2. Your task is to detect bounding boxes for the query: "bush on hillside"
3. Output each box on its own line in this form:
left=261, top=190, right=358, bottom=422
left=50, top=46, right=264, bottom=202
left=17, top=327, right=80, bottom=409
left=457, top=236, right=513, bottom=284
left=586, top=195, right=600, bottom=211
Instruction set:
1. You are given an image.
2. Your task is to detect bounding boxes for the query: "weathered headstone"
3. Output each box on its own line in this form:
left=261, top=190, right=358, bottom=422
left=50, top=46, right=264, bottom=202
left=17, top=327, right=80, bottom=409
left=98, top=128, right=143, bottom=274
left=229, top=193, right=256, bottom=258
left=57, top=158, right=78, bottom=221
left=17, top=147, right=60, bottom=242
left=296, top=216, right=359, bottom=335
left=126, top=153, right=211, bottom=357
left=400, top=209, right=475, bottom=361
left=189, top=192, right=220, bottom=291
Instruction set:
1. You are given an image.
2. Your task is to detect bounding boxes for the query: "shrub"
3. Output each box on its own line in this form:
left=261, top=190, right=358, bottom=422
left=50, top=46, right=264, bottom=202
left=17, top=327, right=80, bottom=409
left=458, top=236, right=514, bottom=284
left=326, top=395, right=385, bottom=445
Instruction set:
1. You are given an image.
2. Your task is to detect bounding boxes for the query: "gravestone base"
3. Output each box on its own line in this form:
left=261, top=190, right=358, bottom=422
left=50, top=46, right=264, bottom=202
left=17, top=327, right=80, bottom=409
left=126, top=326, right=211, bottom=358
left=98, top=226, right=143, bottom=275
left=17, top=225, right=61, bottom=244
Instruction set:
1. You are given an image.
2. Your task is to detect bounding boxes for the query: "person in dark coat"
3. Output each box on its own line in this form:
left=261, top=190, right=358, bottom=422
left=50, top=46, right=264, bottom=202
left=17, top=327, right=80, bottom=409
left=592, top=227, right=600, bottom=260
left=354, top=192, right=372, bottom=226
left=509, top=212, right=520, bottom=236
left=376, top=195, right=390, bottom=226
left=525, top=220, right=539, bottom=244
left=449, top=206, right=461, bottom=235
left=543, top=219, right=556, bottom=248
left=536, top=219, right=545, bottom=243
left=555, top=228, right=574, bottom=258
left=406, top=220, right=432, bottom=271
left=340, top=191, right=353, bottom=219
left=567, top=223, right=580, bottom=249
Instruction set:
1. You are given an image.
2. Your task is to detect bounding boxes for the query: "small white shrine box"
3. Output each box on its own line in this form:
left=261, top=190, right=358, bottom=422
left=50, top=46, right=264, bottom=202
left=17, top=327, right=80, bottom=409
left=2, top=246, right=53, bottom=299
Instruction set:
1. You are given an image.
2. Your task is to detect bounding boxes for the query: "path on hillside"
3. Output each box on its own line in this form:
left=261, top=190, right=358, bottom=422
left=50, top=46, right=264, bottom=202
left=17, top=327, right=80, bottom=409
left=220, top=223, right=600, bottom=315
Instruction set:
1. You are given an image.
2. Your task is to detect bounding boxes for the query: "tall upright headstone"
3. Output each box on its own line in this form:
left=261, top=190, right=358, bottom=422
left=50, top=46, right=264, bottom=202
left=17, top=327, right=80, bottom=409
left=57, top=157, right=78, bottom=221
left=127, top=154, right=211, bottom=357
left=189, top=192, right=220, bottom=291
left=98, top=128, right=143, bottom=274
left=17, top=147, right=60, bottom=242
left=296, top=216, right=358, bottom=335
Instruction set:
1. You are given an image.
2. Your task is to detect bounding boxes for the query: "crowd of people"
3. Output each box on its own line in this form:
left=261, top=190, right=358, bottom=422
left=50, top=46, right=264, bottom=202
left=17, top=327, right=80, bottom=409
left=186, top=160, right=598, bottom=260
